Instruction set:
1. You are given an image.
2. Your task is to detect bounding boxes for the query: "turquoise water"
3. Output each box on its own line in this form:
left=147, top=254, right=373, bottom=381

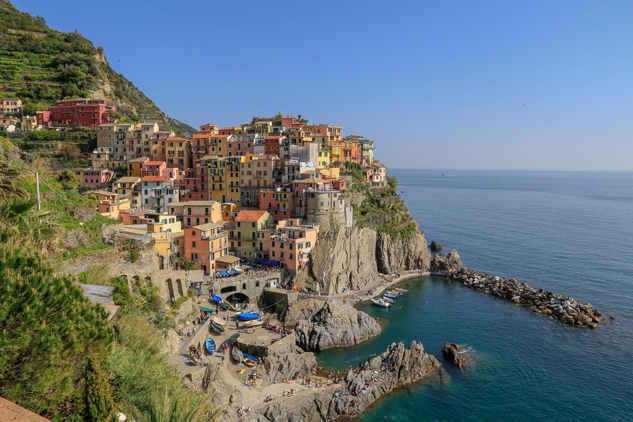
left=317, top=170, right=633, bottom=422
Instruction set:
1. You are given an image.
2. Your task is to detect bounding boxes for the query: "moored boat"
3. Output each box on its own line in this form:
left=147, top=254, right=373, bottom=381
left=243, top=358, right=257, bottom=367
left=213, top=294, right=223, bottom=303
left=394, top=288, right=408, bottom=293
left=220, top=302, right=231, bottom=310
left=205, top=338, right=216, bottom=354
left=384, top=292, right=398, bottom=299
left=229, top=333, right=240, bottom=344
left=211, top=322, right=225, bottom=333
left=237, top=312, right=260, bottom=321
left=371, top=298, right=391, bottom=307
left=382, top=296, right=394, bottom=303
left=244, top=320, right=264, bottom=327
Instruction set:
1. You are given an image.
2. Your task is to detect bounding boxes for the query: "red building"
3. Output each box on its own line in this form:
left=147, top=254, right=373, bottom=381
left=264, top=136, right=283, bottom=157
left=49, top=98, right=116, bottom=127
left=36, top=110, right=51, bottom=127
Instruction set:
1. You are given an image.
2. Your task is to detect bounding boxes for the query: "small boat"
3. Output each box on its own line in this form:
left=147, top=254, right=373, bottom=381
left=387, top=290, right=401, bottom=296
left=211, top=322, right=225, bottom=333
left=371, top=298, right=391, bottom=308
left=401, top=190, right=404, bottom=193
left=384, top=292, right=398, bottom=299
left=442, top=174, right=447, bottom=176
left=220, top=302, right=231, bottom=310
left=229, top=333, right=240, bottom=344
left=382, top=296, right=394, bottom=303
left=231, top=346, right=244, bottom=363
left=243, top=358, right=257, bottom=367
left=237, top=312, right=260, bottom=321
left=394, top=288, right=408, bottom=294
left=244, top=320, right=264, bottom=327
left=212, top=316, right=226, bottom=326
left=243, top=352, right=260, bottom=363
left=213, top=294, right=223, bottom=303
left=205, top=338, right=216, bottom=354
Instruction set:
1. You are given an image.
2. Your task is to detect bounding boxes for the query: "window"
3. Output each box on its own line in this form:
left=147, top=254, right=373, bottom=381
left=272, top=251, right=275, bottom=257
left=289, top=254, right=293, bottom=260
left=280, top=252, right=284, bottom=259
left=251, top=222, right=255, bottom=228
left=192, top=241, right=196, bottom=248
left=192, top=231, right=196, bottom=236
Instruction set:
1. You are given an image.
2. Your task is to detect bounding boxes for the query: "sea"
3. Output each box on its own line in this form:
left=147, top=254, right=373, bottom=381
left=316, top=170, right=633, bottom=422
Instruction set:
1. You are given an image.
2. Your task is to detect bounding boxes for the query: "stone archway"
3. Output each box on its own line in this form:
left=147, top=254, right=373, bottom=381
left=220, top=286, right=237, bottom=294
left=166, top=278, right=175, bottom=302
left=225, top=292, right=249, bottom=305
left=176, top=279, right=184, bottom=297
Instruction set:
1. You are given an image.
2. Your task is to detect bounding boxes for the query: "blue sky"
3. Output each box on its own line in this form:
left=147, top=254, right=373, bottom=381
left=13, top=0, right=633, bottom=170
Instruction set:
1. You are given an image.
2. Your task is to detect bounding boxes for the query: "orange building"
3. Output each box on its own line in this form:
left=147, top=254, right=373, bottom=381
left=184, top=222, right=229, bottom=274
left=269, top=223, right=318, bottom=272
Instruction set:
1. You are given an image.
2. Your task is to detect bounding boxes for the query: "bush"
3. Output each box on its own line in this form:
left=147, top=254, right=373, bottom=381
left=130, top=248, right=140, bottom=263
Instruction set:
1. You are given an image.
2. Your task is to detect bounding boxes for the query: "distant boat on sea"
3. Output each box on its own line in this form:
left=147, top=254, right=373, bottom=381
left=442, top=174, right=447, bottom=176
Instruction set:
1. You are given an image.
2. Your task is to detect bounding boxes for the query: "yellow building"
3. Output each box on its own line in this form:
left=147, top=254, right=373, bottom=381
left=21, top=115, right=37, bottom=132
left=207, top=134, right=230, bottom=157
left=219, top=126, right=243, bottom=136
left=126, top=156, right=149, bottom=177
left=317, top=146, right=330, bottom=169
left=233, top=210, right=274, bottom=260
left=198, top=155, right=245, bottom=203
left=329, top=141, right=343, bottom=163
left=169, top=200, right=222, bottom=227
left=253, top=121, right=272, bottom=135
left=166, top=136, right=192, bottom=170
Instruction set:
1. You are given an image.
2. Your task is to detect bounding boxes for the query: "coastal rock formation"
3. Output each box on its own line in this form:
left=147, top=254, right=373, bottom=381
left=159, top=329, right=181, bottom=355
left=376, top=230, right=431, bottom=274
left=243, top=341, right=440, bottom=422
left=430, top=241, right=444, bottom=251
left=182, top=364, right=242, bottom=417
left=263, top=350, right=317, bottom=385
left=284, top=298, right=328, bottom=325
left=294, top=300, right=382, bottom=351
left=310, top=226, right=381, bottom=294
left=430, top=249, right=463, bottom=274
left=451, top=268, right=603, bottom=328
left=442, top=343, right=466, bottom=368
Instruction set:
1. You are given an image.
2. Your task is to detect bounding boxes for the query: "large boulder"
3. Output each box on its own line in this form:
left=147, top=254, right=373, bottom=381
left=430, top=249, right=463, bottom=273
left=430, top=241, right=444, bottom=251
left=295, top=300, right=381, bottom=351
left=442, top=342, right=467, bottom=368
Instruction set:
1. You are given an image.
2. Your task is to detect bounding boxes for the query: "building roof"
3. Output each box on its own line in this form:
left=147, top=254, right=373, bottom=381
left=295, top=177, right=324, bottom=184
left=235, top=210, right=268, bottom=221
left=127, top=157, right=150, bottom=163
left=141, top=176, right=171, bottom=182
left=81, top=284, right=115, bottom=305
left=166, top=136, right=190, bottom=142
left=211, top=134, right=231, bottom=138
left=100, top=304, right=121, bottom=323
left=193, top=133, right=211, bottom=139
left=0, top=396, right=53, bottom=422
left=216, top=255, right=241, bottom=264
left=143, top=161, right=164, bottom=166
left=193, top=222, right=225, bottom=230
left=116, top=176, right=140, bottom=184
left=171, top=200, right=219, bottom=207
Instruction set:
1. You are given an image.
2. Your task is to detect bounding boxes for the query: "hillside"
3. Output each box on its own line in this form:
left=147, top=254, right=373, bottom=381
left=0, top=0, right=195, bottom=137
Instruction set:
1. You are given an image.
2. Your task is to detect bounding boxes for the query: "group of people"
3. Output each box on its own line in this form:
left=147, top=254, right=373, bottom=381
left=180, top=327, right=196, bottom=339
left=237, top=406, right=251, bottom=418
left=189, top=345, right=203, bottom=365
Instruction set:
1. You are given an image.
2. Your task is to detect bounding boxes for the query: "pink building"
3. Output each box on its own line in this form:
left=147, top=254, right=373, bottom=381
left=290, top=177, right=332, bottom=217
left=50, top=98, right=116, bottom=127
left=74, top=168, right=112, bottom=189
left=259, top=188, right=295, bottom=221
left=264, top=136, right=283, bottom=157
left=36, top=110, right=51, bottom=127
left=227, top=135, right=255, bottom=157
left=184, top=223, right=229, bottom=274
left=269, top=223, right=318, bottom=272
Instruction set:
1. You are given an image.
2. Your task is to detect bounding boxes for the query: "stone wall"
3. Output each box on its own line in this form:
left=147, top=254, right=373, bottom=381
left=237, top=332, right=296, bottom=358
left=263, top=288, right=298, bottom=314
left=212, top=271, right=283, bottom=304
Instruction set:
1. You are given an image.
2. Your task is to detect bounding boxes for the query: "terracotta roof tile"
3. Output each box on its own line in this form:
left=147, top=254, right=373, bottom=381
left=235, top=210, right=268, bottom=221
left=0, top=396, right=52, bottom=421
left=141, top=176, right=171, bottom=182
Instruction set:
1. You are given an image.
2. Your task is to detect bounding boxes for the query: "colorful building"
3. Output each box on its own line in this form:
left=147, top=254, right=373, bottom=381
left=73, top=168, right=112, bottom=189
left=169, top=201, right=222, bottom=227
left=184, top=222, right=229, bottom=274
left=140, top=176, right=179, bottom=213
left=49, top=98, right=116, bottom=127
left=269, top=223, right=318, bottom=272
left=114, top=176, right=140, bottom=204
left=165, top=136, right=192, bottom=170
left=0, top=98, right=22, bottom=114
left=259, top=188, right=295, bottom=222
left=232, top=210, right=274, bottom=260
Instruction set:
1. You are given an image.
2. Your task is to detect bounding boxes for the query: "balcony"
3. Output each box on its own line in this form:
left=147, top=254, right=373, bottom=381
left=201, top=232, right=226, bottom=241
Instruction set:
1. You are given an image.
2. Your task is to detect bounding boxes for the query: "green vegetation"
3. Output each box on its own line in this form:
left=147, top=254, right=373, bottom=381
left=0, top=2, right=194, bottom=136
left=0, top=244, right=115, bottom=419
left=130, top=247, right=140, bottom=263
left=179, top=255, right=199, bottom=271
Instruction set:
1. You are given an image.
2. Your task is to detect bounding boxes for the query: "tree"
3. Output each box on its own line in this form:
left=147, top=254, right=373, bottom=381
left=179, top=255, right=199, bottom=271
left=60, top=144, right=82, bottom=160
left=388, top=176, right=398, bottom=191
left=85, top=356, right=116, bottom=422
left=0, top=244, right=115, bottom=418
left=0, top=163, right=29, bottom=203
left=0, top=199, right=59, bottom=246
left=126, top=390, right=218, bottom=422
left=57, top=169, right=78, bottom=190
left=61, top=81, right=79, bottom=98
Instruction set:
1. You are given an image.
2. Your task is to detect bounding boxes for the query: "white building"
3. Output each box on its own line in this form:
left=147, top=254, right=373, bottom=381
left=140, top=176, right=179, bottom=213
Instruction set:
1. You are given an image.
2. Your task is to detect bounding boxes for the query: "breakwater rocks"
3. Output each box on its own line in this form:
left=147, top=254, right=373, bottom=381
left=295, top=300, right=382, bottom=351
left=449, top=268, right=603, bottom=328
left=430, top=240, right=444, bottom=251
left=430, top=249, right=463, bottom=273
left=442, top=343, right=467, bottom=368
left=244, top=341, right=439, bottom=422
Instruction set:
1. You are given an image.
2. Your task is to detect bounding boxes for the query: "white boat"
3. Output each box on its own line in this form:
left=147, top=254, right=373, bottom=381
left=394, top=288, right=408, bottom=294
left=382, top=296, right=394, bottom=303
left=371, top=298, right=391, bottom=308
left=244, top=320, right=264, bottom=327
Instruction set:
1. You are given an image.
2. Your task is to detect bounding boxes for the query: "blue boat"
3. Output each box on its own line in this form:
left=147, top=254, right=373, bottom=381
left=205, top=338, right=216, bottom=354
left=384, top=292, right=398, bottom=299
left=213, top=294, right=223, bottom=303
left=243, top=352, right=260, bottom=362
left=236, top=312, right=260, bottom=321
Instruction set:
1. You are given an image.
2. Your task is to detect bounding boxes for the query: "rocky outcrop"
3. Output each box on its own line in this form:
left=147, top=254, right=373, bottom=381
left=450, top=268, right=604, bottom=328
left=284, top=298, right=327, bottom=325
left=376, top=230, right=431, bottom=274
left=182, top=364, right=243, bottom=419
left=310, top=227, right=381, bottom=294
left=442, top=343, right=466, bottom=368
left=244, top=341, right=440, bottom=422
left=263, top=349, right=317, bottom=385
left=295, top=300, right=381, bottom=351
left=430, top=249, right=463, bottom=274
left=159, top=329, right=181, bottom=355
left=430, top=241, right=444, bottom=251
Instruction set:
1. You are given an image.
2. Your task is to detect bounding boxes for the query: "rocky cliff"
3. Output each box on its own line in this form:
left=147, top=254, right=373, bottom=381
left=376, top=229, right=430, bottom=274
left=294, top=300, right=381, bottom=351
left=243, top=341, right=440, bottom=422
